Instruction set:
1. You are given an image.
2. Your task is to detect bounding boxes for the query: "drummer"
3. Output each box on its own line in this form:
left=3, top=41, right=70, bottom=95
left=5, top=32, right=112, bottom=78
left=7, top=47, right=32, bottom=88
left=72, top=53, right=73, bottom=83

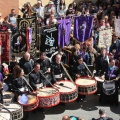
left=4, top=65, right=20, bottom=92
left=35, top=52, right=52, bottom=86
left=99, top=58, right=120, bottom=106
left=72, top=55, right=90, bottom=102
left=95, top=47, right=109, bottom=76
left=13, top=67, right=30, bottom=101
left=72, top=55, right=90, bottom=79
left=51, top=54, right=67, bottom=83
left=29, top=63, right=45, bottom=91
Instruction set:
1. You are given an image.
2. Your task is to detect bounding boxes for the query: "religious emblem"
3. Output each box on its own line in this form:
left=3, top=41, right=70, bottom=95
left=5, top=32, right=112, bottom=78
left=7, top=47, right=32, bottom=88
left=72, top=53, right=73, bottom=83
left=45, top=33, right=55, bottom=47
left=61, top=27, right=66, bottom=35
left=79, top=21, right=87, bottom=33
left=15, top=35, right=22, bottom=46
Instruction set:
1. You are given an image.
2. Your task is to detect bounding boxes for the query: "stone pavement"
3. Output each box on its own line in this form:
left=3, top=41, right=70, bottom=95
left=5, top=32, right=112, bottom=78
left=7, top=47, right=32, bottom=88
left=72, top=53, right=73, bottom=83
left=29, top=94, right=120, bottom=120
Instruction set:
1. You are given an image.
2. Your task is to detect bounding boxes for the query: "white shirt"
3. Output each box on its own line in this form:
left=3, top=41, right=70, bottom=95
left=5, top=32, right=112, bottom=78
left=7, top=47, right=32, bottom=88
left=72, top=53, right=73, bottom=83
left=35, top=6, right=44, bottom=19
left=46, top=18, right=57, bottom=25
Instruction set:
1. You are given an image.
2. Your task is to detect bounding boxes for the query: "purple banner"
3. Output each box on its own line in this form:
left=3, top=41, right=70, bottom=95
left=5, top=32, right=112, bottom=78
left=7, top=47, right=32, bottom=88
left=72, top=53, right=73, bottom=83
left=74, top=16, right=93, bottom=42
left=58, top=18, right=71, bottom=48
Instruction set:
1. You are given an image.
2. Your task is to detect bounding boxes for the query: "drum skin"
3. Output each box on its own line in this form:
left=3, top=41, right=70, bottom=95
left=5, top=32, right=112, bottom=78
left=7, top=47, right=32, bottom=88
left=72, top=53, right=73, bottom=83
left=0, top=109, right=11, bottom=120
left=75, top=77, right=97, bottom=95
left=18, top=95, right=39, bottom=111
left=54, top=80, right=78, bottom=103
left=37, top=87, right=60, bottom=108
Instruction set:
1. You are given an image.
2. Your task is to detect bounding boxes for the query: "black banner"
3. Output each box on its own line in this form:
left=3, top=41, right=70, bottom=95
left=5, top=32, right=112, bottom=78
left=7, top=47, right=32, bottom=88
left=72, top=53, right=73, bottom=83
left=16, top=17, right=37, bottom=56
left=40, top=25, right=58, bottom=58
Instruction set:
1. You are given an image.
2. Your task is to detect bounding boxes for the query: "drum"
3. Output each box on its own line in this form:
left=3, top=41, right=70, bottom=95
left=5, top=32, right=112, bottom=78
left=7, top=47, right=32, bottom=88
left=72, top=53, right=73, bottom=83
left=18, top=94, right=39, bottom=111
left=3, top=91, right=14, bottom=102
left=54, top=80, right=78, bottom=103
left=5, top=103, right=23, bottom=120
left=75, top=77, right=97, bottom=95
left=103, top=81, right=115, bottom=95
left=0, top=109, right=12, bottom=120
left=37, top=87, right=60, bottom=108
left=95, top=77, right=104, bottom=93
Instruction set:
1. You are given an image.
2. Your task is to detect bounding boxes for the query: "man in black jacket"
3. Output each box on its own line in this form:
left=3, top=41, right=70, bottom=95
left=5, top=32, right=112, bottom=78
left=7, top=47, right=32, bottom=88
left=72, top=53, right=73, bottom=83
left=19, top=52, right=34, bottom=75
left=36, top=52, right=52, bottom=86
left=51, top=54, right=67, bottom=83
left=29, top=63, right=45, bottom=91
left=95, top=48, right=109, bottom=76
left=92, top=109, right=113, bottom=120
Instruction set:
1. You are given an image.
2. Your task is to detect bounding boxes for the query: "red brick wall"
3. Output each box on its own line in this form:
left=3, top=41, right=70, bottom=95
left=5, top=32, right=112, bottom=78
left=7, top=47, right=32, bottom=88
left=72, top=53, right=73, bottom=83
left=0, top=0, right=19, bottom=19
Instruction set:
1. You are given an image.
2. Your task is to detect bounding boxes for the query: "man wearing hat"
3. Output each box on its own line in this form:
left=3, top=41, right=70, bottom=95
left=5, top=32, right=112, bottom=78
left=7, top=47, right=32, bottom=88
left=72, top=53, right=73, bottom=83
left=44, top=1, right=56, bottom=23
left=92, top=109, right=113, bottom=120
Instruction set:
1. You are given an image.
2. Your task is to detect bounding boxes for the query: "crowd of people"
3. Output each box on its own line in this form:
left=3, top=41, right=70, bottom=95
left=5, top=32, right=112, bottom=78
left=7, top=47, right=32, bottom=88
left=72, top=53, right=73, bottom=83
left=0, top=0, right=120, bottom=120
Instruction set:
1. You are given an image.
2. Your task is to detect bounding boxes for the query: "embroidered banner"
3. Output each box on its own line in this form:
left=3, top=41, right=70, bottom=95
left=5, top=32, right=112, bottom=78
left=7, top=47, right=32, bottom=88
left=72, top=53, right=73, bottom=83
left=17, top=17, right=37, bottom=56
left=98, top=28, right=112, bottom=48
left=0, top=32, right=11, bottom=62
left=58, top=18, right=71, bottom=48
left=11, top=31, right=27, bottom=53
left=115, top=17, right=120, bottom=37
left=74, top=16, right=93, bottom=42
left=40, top=25, right=58, bottom=58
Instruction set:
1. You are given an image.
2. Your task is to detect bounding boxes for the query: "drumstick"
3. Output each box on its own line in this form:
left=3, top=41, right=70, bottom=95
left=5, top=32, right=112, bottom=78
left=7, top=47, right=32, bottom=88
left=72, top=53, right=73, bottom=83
left=92, top=70, right=96, bottom=78
left=43, top=71, right=48, bottom=75
left=60, top=62, right=75, bottom=85
left=55, top=83, right=72, bottom=89
left=83, top=62, right=93, bottom=76
left=22, top=78, right=34, bottom=91
left=39, top=70, right=60, bottom=90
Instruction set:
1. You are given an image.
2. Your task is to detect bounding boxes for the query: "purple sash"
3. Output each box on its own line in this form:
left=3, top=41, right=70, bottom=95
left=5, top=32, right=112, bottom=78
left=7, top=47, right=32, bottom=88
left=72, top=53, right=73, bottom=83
left=28, top=28, right=32, bottom=44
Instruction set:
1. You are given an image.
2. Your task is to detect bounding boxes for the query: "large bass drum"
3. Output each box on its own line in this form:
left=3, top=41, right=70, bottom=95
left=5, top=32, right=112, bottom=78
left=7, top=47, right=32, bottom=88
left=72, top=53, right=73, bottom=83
left=18, top=94, right=39, bottom=111
left=54, top=80, right=78, bottom=103
left=4, top=103, right=23, bottom=120
left=75, top=77, right=97, bottom=95
left=37, top=87, right=60, bottom=108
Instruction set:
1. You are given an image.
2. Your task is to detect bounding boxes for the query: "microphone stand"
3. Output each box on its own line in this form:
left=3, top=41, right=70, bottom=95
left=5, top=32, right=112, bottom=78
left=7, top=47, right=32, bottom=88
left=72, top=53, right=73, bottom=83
left=39, top=70, right=59, bottom=90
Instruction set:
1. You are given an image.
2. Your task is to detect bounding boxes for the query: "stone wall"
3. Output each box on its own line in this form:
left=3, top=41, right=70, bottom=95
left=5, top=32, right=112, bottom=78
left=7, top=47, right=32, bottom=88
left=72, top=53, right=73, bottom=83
left=0, top=0, right=19, bottom=19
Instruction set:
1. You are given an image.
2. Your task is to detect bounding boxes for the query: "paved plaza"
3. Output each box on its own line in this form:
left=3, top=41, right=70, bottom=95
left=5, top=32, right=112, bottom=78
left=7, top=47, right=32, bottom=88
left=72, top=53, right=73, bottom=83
left=29, top=94, right=120, bottom=120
